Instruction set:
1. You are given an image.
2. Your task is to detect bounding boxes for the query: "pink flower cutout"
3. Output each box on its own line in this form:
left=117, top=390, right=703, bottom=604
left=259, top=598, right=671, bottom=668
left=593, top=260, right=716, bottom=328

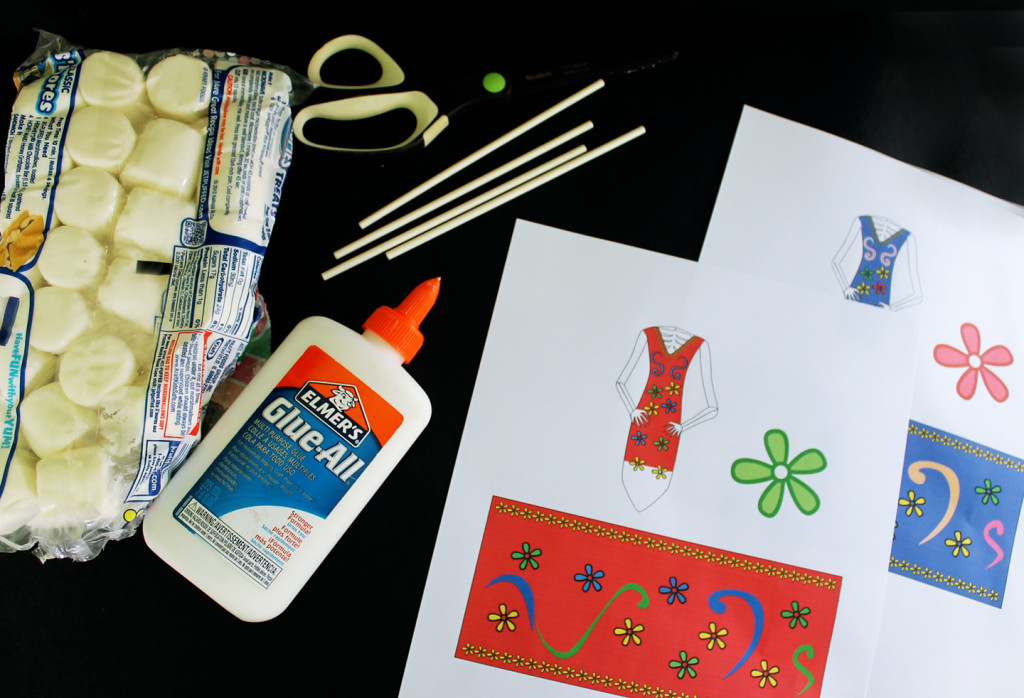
left=934, top=323, right=1013, bottom=402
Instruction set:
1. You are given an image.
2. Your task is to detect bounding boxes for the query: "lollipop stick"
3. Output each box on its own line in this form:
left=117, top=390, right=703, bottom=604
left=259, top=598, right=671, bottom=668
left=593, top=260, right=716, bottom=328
left=356, top=79, right=605, bottom=230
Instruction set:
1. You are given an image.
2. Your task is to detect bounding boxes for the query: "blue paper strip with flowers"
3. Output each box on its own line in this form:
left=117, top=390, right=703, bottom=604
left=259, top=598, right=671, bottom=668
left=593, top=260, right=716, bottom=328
left=889, top=421, right=1024, bottom=607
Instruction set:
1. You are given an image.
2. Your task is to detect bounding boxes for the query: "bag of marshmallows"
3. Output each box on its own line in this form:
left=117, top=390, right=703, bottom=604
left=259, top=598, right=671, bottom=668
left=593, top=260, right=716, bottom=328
left=0, top=31, right=310, bottom=561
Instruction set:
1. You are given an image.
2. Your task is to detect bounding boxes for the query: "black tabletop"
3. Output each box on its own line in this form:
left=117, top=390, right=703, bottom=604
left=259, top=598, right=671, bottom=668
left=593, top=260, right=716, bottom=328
left=3, top=9, right=1023, bottom=696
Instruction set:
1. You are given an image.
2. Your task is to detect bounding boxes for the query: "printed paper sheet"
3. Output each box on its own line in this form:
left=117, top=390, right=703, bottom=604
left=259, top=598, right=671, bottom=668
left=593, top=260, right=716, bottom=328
left=699, top=106, right=1024, bottom=696
left=400, top=220, right=919, bottom=697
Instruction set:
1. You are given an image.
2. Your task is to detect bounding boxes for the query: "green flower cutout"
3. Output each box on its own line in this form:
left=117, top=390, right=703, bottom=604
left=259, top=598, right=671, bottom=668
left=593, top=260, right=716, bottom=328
left=731, top=429, right=827, bottom=517
left=975, top=479, right=1002, bottom=505
left=511, top=542, right=542, bottom=570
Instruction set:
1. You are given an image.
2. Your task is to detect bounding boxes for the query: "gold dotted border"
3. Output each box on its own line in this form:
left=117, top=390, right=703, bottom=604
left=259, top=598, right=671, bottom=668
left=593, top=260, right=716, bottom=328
left=458, top=643, right=696, bottom=698
left=888, top=556, right=1000, bottom=603
left=908, top=423, right=1024, bottom=472
left=493, top=501, right=840, bottom=592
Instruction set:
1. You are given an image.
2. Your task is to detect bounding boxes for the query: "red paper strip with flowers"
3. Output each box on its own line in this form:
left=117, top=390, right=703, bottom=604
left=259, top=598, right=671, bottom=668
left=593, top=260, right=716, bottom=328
left=456, top=497, right=842, bottom=697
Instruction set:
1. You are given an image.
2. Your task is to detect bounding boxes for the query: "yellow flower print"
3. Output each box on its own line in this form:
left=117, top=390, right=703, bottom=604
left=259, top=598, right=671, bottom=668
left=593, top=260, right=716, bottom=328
left=945, top=530, right=972, bottom=558
left=698, top=621, right=728, bottom=650
left=487, top=603, right=519, bottom=632
left=898, top=490, right=926, bottom=517
left=613, top=617, right=644, bottom=646
left=750, top=659, right=780, bottom=688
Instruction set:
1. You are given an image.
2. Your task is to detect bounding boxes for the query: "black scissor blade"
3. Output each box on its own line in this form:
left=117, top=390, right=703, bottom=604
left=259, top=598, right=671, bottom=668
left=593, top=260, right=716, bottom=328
left=444, top=48, right=681, bottom=123
left=521, top=50, right=680, bottom=86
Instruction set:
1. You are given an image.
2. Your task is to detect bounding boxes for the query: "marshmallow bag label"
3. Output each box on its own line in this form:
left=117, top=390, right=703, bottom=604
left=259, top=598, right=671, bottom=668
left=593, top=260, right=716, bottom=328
left=0, top=276, right=30, bottom=447
left=203, top=66, right=292, bottom=245
left=171, top=346, right=404, bottom=589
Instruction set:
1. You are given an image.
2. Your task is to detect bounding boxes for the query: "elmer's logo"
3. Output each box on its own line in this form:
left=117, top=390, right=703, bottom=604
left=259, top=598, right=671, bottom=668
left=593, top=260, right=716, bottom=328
left=296, top=380, right=370, bottom=447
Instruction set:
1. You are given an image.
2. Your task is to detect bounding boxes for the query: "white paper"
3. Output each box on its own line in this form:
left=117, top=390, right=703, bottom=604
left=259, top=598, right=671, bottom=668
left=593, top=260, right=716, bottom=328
left=700, top=106, right=1024, bottom=696
left=400, top=220, right=919, bottom=697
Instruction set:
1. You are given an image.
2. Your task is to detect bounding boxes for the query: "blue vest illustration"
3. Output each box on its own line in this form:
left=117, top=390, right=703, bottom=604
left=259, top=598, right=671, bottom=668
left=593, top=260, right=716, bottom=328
left=848, top=215, right=911, bottom=307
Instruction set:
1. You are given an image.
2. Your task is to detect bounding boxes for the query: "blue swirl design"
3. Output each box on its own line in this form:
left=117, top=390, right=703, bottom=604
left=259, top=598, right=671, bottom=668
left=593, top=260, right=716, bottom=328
left=708, top=589, right=765, bottom=678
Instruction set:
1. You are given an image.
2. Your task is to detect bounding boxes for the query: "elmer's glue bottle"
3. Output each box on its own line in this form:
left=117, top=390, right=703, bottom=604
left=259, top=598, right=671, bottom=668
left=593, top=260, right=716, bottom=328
left=143, top=278, right=439, bottom=622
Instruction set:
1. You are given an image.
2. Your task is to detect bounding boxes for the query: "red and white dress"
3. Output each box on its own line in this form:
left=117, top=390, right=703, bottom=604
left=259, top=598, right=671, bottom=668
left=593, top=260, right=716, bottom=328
left=617, top=326, right=718, bottom=511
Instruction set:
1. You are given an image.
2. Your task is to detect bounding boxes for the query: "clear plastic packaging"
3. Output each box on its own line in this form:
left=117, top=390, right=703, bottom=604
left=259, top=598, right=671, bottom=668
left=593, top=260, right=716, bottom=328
left=0, top=30, right=311, bottom=561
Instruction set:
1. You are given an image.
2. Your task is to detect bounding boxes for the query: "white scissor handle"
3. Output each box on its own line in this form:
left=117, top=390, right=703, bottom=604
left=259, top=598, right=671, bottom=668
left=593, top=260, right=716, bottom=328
left=292, top=91, right=443, bottom=153
left=307, top=35, right=405, bottom=89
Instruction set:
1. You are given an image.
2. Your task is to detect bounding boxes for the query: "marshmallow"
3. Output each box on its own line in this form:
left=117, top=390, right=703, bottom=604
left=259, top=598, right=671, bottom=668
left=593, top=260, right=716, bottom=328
left=23, top=347, right=58, bottom=395
left=146, top=54, right=212, bottom=121
left=120, top=118, right=202, bottom=199
left=30, top=286, right=92, bottom=353
left=78, top=51, right=145, bottom=108
left=118, top=96, right=158, bottom=132
left=35, top=445, right=112, bottom=524
left=113, top=187, right=193, bottom=262
left=19, top=382, right=98, bottom=458
left=54, top=166, right=126, bottom=237
left=16, top=261, right=45, bottom=292
left=190, top=117, right=209, bottom=137
left=0, top=450, right=39, bottom=535
left=98, top=385, right=145, bottom=456
left=37, top=225, right=107, bottom=290
left=65, top=106, right=136, bottom=173
left=97, top=257, right=167, bottom=333
left=59, top=334, right=137, bottom=408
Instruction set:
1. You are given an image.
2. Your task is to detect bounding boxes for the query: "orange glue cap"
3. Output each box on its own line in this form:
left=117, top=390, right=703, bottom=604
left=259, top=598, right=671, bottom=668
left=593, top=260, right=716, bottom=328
left=362, top=278, right=440, bottom=363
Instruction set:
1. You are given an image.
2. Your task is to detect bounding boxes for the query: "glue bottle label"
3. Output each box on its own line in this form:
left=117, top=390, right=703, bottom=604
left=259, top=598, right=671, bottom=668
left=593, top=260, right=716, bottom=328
left=171, top=345, right=403, bottom=588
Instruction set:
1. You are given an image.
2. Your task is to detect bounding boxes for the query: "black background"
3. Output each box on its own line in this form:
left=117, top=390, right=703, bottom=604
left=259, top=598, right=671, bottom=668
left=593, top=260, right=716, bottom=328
left=3, top=9, right=1023, bottom=696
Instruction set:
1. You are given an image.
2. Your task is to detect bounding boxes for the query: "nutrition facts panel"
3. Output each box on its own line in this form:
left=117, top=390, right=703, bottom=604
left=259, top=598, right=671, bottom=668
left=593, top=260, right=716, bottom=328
left=163, top=243, right=261, bottom=339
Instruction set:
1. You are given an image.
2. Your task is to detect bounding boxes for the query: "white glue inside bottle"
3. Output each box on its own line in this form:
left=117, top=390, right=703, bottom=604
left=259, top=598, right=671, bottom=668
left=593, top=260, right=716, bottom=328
left=143, top=278, right=439, bottom=622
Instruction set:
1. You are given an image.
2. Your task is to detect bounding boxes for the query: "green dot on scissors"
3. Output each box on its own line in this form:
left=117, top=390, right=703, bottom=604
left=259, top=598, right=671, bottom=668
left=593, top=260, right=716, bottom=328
left=482, top=72, right=507, bottom=94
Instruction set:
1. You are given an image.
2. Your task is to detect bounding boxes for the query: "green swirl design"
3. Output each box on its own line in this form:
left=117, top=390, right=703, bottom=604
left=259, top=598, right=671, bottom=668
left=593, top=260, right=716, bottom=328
left=538, top=583, right=650, bottom=658
left=793, top=643, right=815, bottom=696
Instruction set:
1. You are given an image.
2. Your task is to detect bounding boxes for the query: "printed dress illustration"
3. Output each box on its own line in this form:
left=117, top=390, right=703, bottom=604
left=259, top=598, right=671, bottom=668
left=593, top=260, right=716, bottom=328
left=616, top=327, right=718, bottom=511
left=831, top=215, right=922, bottom=311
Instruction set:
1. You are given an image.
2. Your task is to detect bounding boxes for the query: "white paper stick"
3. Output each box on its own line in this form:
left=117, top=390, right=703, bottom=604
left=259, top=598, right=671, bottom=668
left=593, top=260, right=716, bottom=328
left=357, top=79, right=605, bottom=230
left=321, top=145, right=588, bottom=281
left=333, top=121, right=594, bottom=260
left=385, top=126, right=646, bottom=261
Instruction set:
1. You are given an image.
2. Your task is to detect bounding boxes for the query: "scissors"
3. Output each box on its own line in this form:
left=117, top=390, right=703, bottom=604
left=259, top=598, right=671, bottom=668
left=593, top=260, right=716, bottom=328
left=292, top=34, right=677, bottom=155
